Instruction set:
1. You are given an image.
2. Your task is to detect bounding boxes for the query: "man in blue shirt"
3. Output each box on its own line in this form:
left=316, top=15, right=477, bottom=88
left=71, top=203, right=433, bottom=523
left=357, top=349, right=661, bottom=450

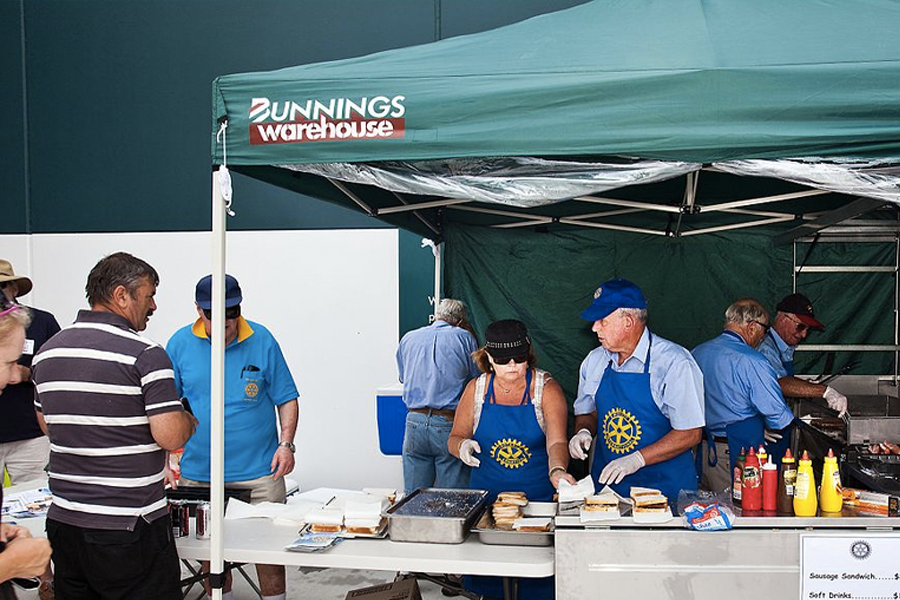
left=568, top=278, right=705, bottom=505
left=758, top=293, right=848, bottom=416
left=693, top=298, right=794, bottom=494
left=167, top=274, right=298, bottom=600
left=396, top=298, right=480, bottom=493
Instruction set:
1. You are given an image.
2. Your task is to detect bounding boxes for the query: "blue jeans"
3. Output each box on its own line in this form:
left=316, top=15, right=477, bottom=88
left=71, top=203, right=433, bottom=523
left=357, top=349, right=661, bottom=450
left=402, top=411, right=470, bottom=494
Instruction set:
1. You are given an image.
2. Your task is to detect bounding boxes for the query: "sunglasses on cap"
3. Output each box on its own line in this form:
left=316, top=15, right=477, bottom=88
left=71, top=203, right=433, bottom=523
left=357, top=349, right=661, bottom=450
left=489, top=353, right=529, bottom=365
left=0, top=292, right=20, bottom=318
left=202, top=305, right=241, bottom=321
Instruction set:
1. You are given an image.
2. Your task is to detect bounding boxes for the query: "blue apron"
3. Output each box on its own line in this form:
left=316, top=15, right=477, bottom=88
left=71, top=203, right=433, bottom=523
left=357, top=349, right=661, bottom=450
left=467, top=368, right=554, bottom=600
left=590, top=334, right=697, bottom=505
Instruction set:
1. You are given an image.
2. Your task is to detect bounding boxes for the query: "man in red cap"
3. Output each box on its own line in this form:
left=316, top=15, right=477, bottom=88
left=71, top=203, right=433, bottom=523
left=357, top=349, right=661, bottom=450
left=757, top=293, right=848, bottom=416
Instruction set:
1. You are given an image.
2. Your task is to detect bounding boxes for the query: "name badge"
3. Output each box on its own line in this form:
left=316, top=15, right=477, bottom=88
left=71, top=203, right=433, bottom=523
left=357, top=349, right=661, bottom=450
left=23, top=339, right=35, bottom=356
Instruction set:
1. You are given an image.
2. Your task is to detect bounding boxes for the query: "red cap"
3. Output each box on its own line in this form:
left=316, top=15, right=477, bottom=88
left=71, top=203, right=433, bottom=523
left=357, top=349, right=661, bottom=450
left=827, top=448, right=835, bottom=458
left=776, top=293, right=825, bottom=330
left=783, top=448, right=793, bottom=459
left=801, top=450, right=810, bottom=460
left=747, top=446, right=756, bottom=456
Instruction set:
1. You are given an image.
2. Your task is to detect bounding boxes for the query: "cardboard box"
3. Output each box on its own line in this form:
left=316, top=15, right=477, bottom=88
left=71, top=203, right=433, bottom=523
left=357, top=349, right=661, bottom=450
left=345, top=577, right=422, bottom=600
left=841, top=487, right=900, bottom=517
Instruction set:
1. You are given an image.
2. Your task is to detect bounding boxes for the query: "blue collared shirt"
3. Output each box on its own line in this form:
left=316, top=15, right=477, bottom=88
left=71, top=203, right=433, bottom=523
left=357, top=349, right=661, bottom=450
left=573, top=328, right=705, bottom=430
left=757, top=328, right=794, bottom=378
left=396, top=320, right=480, bottom=410
left=692, top=331, right=794, bottom=437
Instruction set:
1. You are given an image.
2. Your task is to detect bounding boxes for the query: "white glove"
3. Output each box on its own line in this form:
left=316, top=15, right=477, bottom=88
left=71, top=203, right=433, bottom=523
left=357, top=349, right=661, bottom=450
left=458, top=439, right=481, bottom=468
left=764, top=429, right=782, bottom=444
left=598, top=451, right=646, bottom=485
left=823, top=386, right=849, bottom=417
left=568, top=428, right=593, bottom=460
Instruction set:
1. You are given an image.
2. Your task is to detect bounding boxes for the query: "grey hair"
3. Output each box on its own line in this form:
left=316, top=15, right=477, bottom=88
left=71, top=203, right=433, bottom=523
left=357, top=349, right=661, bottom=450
left=86, top=252, right=160, bottom=307
left=435, top=298, right=468, bottom=325
left=725, top=298, right=769, bottom=325
left=0, top=305, right=32, bottom=338
left=620, top=307, right=648, bottom=323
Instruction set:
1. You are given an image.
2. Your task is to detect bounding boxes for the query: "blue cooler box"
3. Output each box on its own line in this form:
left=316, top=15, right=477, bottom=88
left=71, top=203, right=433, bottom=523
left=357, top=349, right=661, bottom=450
left=376, top=383, right=406, bottom=455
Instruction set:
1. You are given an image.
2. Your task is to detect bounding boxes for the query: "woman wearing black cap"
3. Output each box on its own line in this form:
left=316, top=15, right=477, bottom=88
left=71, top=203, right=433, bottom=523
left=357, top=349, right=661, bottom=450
left=449, top=319, right=573, bottom=600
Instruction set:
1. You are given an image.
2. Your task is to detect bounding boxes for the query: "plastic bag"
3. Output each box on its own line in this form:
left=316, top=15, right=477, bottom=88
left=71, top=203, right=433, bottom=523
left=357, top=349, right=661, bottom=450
left=677, top=489, right=735, bottom=531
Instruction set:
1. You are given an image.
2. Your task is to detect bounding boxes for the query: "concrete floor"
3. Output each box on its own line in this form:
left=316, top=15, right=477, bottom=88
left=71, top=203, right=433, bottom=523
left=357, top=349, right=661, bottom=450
left=15, top=566, right=449, bottom=600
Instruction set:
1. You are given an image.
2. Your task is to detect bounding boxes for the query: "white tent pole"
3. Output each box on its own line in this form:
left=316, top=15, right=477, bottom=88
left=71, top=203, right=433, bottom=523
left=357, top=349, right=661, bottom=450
left=210, top=169, right=227, bottom=600
left=434, top=242, right=442, bottom=318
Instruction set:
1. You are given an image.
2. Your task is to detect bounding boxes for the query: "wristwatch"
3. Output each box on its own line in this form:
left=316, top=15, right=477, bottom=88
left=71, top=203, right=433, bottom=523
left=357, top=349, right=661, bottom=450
left=278, top=441, right=296, bottom=453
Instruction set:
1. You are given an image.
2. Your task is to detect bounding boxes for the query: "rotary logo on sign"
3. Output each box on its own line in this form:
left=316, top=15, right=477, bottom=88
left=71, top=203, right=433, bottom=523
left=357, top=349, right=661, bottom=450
left=245, top=382, right=259, bottom=398
left=603, top=408, right=642, bottom=454
left=491, top=438, right=531, bottom=469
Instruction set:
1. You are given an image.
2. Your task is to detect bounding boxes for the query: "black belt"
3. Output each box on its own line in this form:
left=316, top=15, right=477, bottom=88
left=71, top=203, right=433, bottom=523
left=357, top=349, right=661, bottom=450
left=713, top=436, right=728, bottom=444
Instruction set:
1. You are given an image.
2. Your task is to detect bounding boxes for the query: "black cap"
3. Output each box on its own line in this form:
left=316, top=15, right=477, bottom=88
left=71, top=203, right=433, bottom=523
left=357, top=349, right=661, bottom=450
left=484, top=319, right=531, bottom=361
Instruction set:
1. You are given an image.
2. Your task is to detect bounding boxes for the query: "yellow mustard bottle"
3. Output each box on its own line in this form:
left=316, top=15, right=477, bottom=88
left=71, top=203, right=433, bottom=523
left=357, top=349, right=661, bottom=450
left=819, top=448, right=843, bottom=513
left=793, top=450, right=818, bottom=517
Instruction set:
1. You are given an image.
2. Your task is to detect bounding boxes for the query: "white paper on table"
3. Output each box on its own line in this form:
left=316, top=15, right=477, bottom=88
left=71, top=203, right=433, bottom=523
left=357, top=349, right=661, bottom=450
left=225, top=498, right=322, bottom=523
left=557, top=475, right=595, bottom=502
left=632, top=507, right=675, bottom=524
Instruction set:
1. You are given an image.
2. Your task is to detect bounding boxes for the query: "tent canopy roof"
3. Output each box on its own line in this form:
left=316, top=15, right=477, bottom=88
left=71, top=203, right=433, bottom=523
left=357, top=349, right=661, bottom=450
left=213, top=0, right=900, bottom=240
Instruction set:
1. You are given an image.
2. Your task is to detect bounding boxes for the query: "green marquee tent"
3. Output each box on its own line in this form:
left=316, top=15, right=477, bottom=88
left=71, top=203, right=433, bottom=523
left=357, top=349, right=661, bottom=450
left=209, top=0, right=899, bottom=375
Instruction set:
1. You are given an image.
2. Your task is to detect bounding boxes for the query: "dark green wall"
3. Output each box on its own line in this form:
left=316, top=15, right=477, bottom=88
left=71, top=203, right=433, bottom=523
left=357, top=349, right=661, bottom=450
left=0, top=0, right=588, bottom=338
left=1, top=0, right=587, bottom=234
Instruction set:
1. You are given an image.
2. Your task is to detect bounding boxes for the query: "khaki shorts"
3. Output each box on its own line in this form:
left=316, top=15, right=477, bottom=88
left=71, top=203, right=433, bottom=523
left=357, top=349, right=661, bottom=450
left=179, top=474, right=286, bottom=505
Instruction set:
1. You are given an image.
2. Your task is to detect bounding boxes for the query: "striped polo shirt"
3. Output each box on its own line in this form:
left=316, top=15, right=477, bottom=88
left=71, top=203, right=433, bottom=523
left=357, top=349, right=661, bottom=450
left=33, top=309, right=184, bottom=530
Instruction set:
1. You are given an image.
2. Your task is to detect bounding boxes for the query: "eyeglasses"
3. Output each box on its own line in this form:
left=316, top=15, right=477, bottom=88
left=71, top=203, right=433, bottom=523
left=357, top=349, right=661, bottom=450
left=202, top=305, right=241, bottom=321
left=0, top=293, right=20, bottom=318
left=784, top=313, right=809, bottom=333
left=490, top=353, right=528, bottom=364
left=750, top=320, right=770, bottom=332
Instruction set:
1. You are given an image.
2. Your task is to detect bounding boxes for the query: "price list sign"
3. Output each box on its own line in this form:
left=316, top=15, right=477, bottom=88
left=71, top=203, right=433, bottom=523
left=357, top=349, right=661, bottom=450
left=801, top=534, right=900, bottom=600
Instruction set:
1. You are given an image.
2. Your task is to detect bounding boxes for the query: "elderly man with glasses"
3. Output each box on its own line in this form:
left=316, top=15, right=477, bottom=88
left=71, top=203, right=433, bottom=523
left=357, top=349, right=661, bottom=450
left=692, top=299, right=794, bottom=494
left=165, top=274, right=298, bottom=600
left=757, top=293, right=848, bottom=417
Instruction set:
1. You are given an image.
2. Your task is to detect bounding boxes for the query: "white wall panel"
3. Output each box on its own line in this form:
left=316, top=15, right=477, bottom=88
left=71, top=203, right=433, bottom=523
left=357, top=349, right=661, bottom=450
left=0, top=230, right=403, bottom=492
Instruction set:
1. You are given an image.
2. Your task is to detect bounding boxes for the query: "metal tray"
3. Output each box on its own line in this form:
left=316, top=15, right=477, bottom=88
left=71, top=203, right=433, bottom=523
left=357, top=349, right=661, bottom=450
left=384, top=488, right=489, bottom=544
left=472, top=508, right=555, bottom=546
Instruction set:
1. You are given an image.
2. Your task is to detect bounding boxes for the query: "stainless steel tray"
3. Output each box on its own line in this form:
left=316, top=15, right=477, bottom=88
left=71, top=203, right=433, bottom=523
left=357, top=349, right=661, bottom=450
left=472, top=507, right=555, bottom=546
left=384, top=488, right=489, bottom=544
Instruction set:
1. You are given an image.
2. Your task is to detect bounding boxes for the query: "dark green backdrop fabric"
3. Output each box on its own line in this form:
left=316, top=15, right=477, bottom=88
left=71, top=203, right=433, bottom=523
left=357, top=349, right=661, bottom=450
left=444, top=224, right=894, bottom=404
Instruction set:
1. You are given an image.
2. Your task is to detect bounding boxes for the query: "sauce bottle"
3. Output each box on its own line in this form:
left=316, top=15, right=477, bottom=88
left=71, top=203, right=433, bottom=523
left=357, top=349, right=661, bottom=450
left=741, top=446, right=762, bottom=511
left=819, top=448, right=843, bottom=513
left=793, top=450, right=818, bottom=517
left=732, top=447, right=746, bottom=508
left=776, top=448, right=796, bottom=515
left=762, top=456, right=778, bottom=512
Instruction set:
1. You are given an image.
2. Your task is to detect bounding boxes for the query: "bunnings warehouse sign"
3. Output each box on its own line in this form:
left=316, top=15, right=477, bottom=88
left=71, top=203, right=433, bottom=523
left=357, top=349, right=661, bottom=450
left=248, top=96, right=406, bottom=144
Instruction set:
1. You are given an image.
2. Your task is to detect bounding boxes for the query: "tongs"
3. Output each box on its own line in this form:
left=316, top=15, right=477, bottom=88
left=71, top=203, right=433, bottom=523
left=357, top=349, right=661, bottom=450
left=811, top=359, right=859, bottom=386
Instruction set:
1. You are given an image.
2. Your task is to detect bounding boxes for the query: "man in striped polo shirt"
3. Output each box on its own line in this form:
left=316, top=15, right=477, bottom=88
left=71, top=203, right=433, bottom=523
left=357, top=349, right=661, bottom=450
left=33, top=252, right=197, bottom=600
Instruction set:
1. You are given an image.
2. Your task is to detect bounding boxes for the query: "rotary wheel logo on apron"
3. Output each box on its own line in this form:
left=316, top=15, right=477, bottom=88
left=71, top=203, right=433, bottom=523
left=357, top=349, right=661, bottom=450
left=603, top=408, right=642, bottom=454
left=244, top=382, right=259, bottom=398
left=490, top=438, right=532, bottom=469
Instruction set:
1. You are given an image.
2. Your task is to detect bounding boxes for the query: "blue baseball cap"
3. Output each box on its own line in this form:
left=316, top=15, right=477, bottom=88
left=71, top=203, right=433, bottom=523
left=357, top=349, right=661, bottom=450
left=580, top=278, right=647, bottom=321
left=195, top=274, right=242, bottom=310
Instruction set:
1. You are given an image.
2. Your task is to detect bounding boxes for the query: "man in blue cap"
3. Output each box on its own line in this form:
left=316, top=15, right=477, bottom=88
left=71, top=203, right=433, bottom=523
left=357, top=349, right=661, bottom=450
left=568, top=278, right=705, bottom=505
left=166, top=274, right=298, bottom=600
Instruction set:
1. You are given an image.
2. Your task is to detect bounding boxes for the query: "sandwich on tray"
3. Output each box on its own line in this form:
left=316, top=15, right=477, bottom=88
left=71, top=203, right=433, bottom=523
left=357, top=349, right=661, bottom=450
left=583, top=491, right=619, bottom=513
left=305, top=507, right=345, bottom=533
left=630, top=487, right=669, bottom=513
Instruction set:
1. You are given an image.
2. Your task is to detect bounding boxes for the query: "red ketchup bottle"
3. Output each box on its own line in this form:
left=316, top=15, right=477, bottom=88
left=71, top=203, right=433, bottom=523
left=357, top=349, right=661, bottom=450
left=762, top=455, right=778, bottom=512
left=741, top=446, right=762, bottom=511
